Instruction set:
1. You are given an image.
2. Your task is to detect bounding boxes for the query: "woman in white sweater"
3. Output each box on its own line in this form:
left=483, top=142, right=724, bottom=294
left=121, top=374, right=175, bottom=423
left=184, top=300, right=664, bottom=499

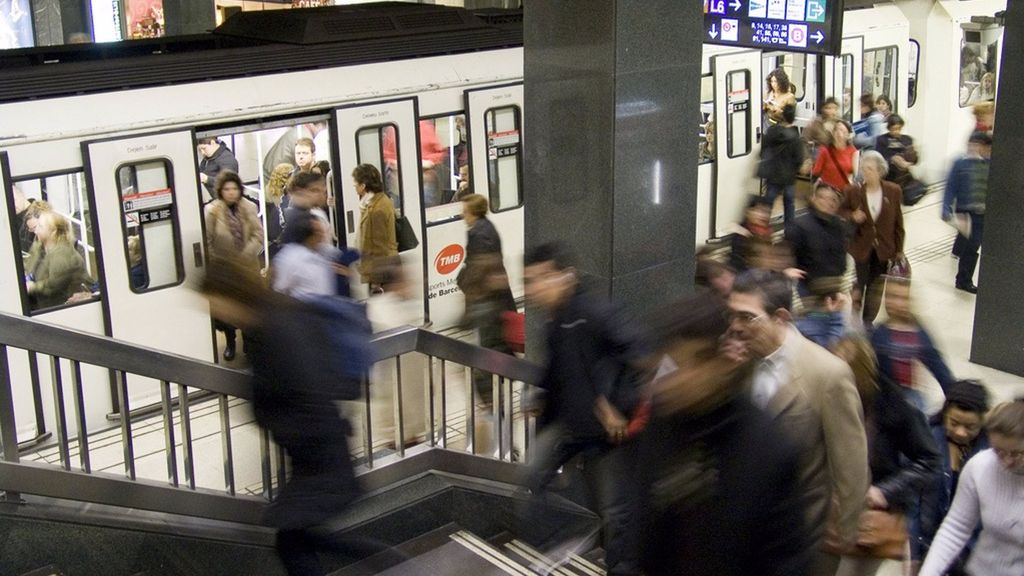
left=919, top=400, right=1024, bottom=576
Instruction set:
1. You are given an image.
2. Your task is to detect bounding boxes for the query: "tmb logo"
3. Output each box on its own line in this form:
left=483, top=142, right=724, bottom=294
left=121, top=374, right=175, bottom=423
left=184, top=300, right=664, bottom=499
left=434, top=244, right=465, bottom=275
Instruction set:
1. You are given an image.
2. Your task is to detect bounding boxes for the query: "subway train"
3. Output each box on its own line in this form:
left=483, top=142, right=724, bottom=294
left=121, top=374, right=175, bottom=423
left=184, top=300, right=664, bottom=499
left=0, top=0, right=1005, bottom=446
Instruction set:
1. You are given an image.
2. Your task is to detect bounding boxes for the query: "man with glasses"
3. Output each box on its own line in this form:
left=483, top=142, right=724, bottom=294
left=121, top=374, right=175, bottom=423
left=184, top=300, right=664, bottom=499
left=727, top=269, right=869, bottom=575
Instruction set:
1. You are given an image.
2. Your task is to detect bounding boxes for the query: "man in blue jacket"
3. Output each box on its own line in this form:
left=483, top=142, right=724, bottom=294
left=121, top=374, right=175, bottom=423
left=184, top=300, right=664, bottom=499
left=943, top=132, right=991, bottom=294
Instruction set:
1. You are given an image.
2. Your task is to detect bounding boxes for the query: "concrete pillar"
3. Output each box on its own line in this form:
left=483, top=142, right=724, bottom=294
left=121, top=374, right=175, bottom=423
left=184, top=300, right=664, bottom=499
left=523, top=0, right=703, bottom=318
left=163, top=0, right=216, bottom=36
left=970, top=2, right=1024, bottom=376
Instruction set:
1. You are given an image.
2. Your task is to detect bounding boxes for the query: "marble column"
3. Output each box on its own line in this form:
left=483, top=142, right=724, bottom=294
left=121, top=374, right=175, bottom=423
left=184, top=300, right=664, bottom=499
left=163, top=0, right=216, bottom=36
left=523, top=0, right=703, bottom=320
left=970, top=1, right=1024, bottom=376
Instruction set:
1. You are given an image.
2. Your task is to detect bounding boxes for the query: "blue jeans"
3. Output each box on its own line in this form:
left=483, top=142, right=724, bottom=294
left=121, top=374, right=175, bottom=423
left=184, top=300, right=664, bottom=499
left=765, top=182, right=796, bottom=224
left=521, top=423, right=640, bottom=575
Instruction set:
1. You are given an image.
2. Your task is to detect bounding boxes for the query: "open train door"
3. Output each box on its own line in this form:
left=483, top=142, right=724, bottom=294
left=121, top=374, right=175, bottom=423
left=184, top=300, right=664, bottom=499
left=464, top=83, right=525, bottom=305
left=712, top=50, right=763, bottom=237
left=824, top=36, right=864, bottom=122
left=334, top=98, right=426, bottom=324
left=82, top=130, right=213, bottom=411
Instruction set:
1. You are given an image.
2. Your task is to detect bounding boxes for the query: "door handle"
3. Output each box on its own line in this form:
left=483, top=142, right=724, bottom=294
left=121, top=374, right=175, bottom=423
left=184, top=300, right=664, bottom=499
left=346, top=210, right=355, bottom=235
left=193, top=242, right=204, bottom=268
left=756, top=127, right=762, bottom=144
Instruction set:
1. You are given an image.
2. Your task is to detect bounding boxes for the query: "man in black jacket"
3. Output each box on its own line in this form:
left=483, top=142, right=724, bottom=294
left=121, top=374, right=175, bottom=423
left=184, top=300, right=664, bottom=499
left=760, top=104, right=806, bottom=225
left=786, top=181, right=849, bottom=294
left=520, top=243, right=646, bottom=576
left=198, top=137, right=240, bottom=201
left=639, top=292, right=812, bottom=576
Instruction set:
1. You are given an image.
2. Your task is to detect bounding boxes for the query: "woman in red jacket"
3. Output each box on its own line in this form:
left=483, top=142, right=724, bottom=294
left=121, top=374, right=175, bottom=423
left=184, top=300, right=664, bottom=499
left=812, top=120, right=858, bottom=191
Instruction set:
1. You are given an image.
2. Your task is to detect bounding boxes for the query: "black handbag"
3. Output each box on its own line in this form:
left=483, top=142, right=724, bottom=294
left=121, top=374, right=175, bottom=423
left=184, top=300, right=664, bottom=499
left=395, top=214, right=419, bottom=252
left=901, top=179, right=927, bottom=206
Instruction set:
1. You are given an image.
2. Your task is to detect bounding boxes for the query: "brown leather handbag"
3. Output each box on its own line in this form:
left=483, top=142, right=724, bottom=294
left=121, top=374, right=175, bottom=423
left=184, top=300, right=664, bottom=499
left=853, top=510, right=908, bottom=560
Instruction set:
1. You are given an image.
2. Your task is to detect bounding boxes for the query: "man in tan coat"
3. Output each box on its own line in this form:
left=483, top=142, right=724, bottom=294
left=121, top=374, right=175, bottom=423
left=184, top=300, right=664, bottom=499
left=727, top=269, right=869, bottom=576
left=351, top=163, right=397, bottom=293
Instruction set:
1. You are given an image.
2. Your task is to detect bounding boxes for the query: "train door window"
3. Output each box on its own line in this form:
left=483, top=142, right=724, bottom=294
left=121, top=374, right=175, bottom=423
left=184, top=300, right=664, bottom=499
left=356, top=124, right=402, bottom=211
left=419, top=115, right=467, bottom=210
left=725, top=70, right=752, bottom=158
left=483, top=106, right=523, bottom=212
left=863, top=46, right=898, bottom=112
left=9, top=171, right=101, bottom=313
left=959, top=27, right=998, bottom=107
left=841, top=54, right=855, bottom=121
left=699, top=74, right=715, bottom=164
left=763, top=53, right=807, bottom=101
left=116, top=160, right=183, bottom=292
left=908, top=39, right=920, bottom=108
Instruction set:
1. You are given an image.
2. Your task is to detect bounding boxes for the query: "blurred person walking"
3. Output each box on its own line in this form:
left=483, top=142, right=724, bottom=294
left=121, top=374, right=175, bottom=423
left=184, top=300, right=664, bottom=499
left=759, top=104, right=806, bottom=225
left=812, top=121, right=858, bottom=191
left=942, top=132, right=990, bottom=294
left=727, top=269, right=870, bottom=575
left=520, top=243, right=647, bottom=575
left=916, top=381, right=991, bottom=575
left=204, top=171, right=264, bottom=361
left=828, top=336, right=941, bottom=576
left=638, top=292, right=813, bottom=576
left=786, top=182, right=849, bottom=294
left=919, top=400, right=1024, bottom=576
left=841, top=151, right=905, bottom=324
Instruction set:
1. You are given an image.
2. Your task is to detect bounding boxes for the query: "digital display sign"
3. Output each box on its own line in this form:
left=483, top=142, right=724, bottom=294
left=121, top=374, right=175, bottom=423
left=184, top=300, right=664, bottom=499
left=703, top=0, right=844, bottom=56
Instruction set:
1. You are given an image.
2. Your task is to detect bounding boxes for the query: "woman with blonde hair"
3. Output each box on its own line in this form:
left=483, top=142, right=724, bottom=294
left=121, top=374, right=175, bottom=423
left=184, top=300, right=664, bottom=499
left=265, top=162, right=293, bottom=257
left=26, top=211, right=92, bottom=310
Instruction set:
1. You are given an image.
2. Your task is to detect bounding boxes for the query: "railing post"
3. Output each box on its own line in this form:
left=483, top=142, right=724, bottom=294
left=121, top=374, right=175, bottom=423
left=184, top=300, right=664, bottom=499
left=0, top=345, right=23, bottom=503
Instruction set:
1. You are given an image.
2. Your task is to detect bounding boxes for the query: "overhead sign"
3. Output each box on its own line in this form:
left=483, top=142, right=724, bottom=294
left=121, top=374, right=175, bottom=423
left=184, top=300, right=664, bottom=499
left=703, top=0, right=844, bottom=56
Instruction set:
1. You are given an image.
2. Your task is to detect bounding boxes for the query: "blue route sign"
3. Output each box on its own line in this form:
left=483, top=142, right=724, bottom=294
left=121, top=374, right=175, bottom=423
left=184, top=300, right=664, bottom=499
left=703, top=0, right=844, bottom=56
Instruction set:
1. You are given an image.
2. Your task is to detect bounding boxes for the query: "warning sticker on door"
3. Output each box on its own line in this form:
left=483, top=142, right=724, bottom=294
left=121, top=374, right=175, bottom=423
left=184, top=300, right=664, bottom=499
left=487, top=129, right=520, bottom=160
left=122, top=188, right=173, bottom=213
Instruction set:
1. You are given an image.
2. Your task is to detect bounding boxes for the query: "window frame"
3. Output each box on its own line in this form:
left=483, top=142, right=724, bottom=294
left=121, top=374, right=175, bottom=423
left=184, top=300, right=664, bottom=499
left=355, top=122, right=404, bottom=213
left=419, top=110, right=471, bottom=227
left=7, top=168, right=103, bottom=316
left=908, top=39, right=920, bottom=108
left=115, top=158, right=186, bottom=294
left=863, top=44, right=900, bottom=113
left=482, top=104, right=524, bottom=214
left=725, top=69, right=753, bottom=159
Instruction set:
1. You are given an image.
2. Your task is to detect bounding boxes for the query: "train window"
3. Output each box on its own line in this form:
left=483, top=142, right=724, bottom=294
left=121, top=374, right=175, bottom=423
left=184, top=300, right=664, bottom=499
left=699, top=74, right=715, bottom=164
left=863, top=46, right=899, bottom=113
left=908, top=39, right=920, bottom=108
left=483, top=106, right=523, bottom=212
left=763, top=53, right=807, bottom=101
left=959, top=27, right=998, bottom=107
left=9, top=171, right=101, bottom=314
left=841, top=54, right=855, bottom=121
left=356, top=124, right=402, bottom=211
left=725, top=70, right=752, bottom=158
left=116, top=160, right=184, bottom=293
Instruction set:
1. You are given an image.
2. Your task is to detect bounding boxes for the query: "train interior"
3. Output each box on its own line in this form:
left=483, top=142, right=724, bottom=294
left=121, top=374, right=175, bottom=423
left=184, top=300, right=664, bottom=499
left=0, top=1, right=1021, bottom=574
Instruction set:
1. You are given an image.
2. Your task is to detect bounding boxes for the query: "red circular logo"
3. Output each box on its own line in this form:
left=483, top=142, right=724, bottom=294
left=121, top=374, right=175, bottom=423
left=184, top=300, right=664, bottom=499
left=434, top=244, right=465, bottom=275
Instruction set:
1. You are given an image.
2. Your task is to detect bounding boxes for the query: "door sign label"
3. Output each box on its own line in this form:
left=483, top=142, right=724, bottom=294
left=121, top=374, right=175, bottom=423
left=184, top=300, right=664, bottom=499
left=703, top=0, right=842, bottom=55
left=122, top=188, right=172, bottom=213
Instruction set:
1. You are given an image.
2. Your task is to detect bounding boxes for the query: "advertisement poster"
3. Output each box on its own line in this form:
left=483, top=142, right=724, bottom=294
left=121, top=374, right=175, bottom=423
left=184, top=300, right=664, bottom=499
left=0, top=0, right=33, bottom=49
left=126, top=0, right=164, bottom=39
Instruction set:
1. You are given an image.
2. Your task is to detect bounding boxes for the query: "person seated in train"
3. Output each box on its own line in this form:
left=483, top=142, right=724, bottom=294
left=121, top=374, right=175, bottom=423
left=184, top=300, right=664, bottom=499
left=805, top=96, right=841, bottom=149
left=698, top=118, right=716, bottom=163
left=197, top=137, right=239, bottom=202
left=22, top=200, right=52, bottom=269
left=812, top=120, right=858, bottom=191
left=352, top=164, right=397, bottom=295
left=874, top=94, right=893, bottom=121
left=205, top=171, right=264, bottom=360
left=853, top=94, right=887, bottom=150
left=763, top=67, right=797, bottom=128
left=127, top=234, right=147, bottom=291
left=12, top=184, right=34, bottom=254
left=25, top=211, right=92, bottom=310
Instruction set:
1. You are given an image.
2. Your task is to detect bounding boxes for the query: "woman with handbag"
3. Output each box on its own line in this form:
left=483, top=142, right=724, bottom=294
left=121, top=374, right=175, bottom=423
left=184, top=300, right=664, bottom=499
left=875, top=115, right=926, bottom=206
left=812, top=120, right=858, bottom=191
left=830, top=336, right=942, bottom=576
left=840, top=151, right=906, bottom=324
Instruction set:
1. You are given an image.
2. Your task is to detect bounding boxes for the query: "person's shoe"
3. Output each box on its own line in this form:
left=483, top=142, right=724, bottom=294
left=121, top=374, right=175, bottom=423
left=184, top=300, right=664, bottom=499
left=223, top=341, right=237, bottom=361
left=955, top=282, right=978, bottom=294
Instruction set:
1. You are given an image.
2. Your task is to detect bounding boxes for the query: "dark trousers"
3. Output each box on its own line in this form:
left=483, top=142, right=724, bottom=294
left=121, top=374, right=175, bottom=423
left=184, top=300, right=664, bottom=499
left=765, top=182, right=796, bottom=224
left=521, top=424, right=640, bottom=575
left=956, top=213, right=984, bottom=287
left=855, top=250, right=888, bottom=324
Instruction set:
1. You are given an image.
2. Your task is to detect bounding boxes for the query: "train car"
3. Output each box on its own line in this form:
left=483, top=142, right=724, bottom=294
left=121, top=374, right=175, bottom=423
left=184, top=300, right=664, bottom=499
left=0, top=1, right=1005, bottom=447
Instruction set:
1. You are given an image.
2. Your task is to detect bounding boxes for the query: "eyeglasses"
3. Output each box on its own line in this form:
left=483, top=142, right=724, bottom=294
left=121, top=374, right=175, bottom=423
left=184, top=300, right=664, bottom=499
left=730, top=311, right=768, bottom=325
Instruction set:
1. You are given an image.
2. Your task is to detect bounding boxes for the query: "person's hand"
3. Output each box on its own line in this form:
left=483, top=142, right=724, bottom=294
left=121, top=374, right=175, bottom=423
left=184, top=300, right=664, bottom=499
left=865, top=486, right=889, bottom=510
left=719, top=332, right=749, bottom=364
left=26, top=280, right=36, bottom=293
left=200, top=173, right=208, bottom=184
left=892, top=156, right=910, bottom=170
left=784, top=267, right=806, bottom=281
left=594, top=396, right=628, bottom=444
left=851, top=209, right=867, bottom=224
left=332, top=263, right=351, bottom=277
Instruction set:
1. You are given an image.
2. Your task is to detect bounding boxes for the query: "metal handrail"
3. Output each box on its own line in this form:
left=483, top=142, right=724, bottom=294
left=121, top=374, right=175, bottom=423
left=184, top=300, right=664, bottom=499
left=0, top=311, right=541, bottom=525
